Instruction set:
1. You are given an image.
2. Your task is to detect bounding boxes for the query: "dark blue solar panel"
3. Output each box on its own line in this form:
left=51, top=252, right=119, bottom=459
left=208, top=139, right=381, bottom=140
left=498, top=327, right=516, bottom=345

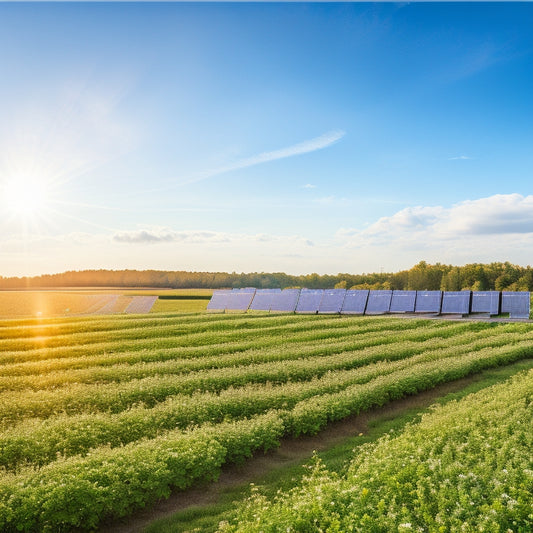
left=471, top=291, right=500, bottom=315
left=501, top=292, right=530, bottom=319
left=296, top=289, right=324, bottom=314
left=270, top=289, right=301, bottom=312
left=207, top=290, right=230, bottom=311
left=341, top=290, right=369, bottom=314
left=365, top=290, right=392, bottom=314
left=318, top=289, right=346, bottom=314
left=249, top=289, right=282, bottom=311
left=389, top=290, right=416, bottom=313
left=414, top=291, right=442, bottom=313
left=441, top=291, right=471, bottom=314
left=226, top=289, right=256, bottom=311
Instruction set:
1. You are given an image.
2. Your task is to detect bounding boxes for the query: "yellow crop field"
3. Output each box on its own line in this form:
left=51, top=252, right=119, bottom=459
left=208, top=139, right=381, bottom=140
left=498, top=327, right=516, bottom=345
left=0, top=291, right=114, bottom=318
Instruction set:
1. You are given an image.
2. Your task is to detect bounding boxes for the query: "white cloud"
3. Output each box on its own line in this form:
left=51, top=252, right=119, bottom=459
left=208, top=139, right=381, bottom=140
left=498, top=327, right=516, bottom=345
left=112, top=227, right=314, bottom=247
left=337, top=194, right=533, bottom=262
left=448, top=155, right=472, bottom=160
left=301, top=183, right=317, bottom=189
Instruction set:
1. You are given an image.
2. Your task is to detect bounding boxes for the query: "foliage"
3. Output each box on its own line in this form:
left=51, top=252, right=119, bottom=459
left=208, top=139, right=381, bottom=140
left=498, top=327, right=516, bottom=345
left=220, top=369, right=533, bottom=532
left=0, top=314, right=532, bottom=531
left=1, top=261, right=533, bottom=290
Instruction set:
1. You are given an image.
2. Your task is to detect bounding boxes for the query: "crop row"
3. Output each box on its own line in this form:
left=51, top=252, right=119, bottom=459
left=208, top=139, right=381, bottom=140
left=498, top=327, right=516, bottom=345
left=1, top=346, right=531, bottom=531
left=2, top=333, right=532, bottom=470
left=0, top=320, right=499, bottom=389
left=220, top=369, right=533, bottom=533
left=2, top=325, right=528, bottom=423
left=0, top=313, right=345, bottom=352
left=0, top=315, right=424, bottom=364
left=0, top=317, right=451, bottom=374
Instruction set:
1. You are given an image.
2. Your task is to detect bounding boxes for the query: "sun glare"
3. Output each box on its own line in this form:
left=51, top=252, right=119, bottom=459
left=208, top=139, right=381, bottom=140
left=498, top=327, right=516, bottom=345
left=2, top=178, right=48, bottom=218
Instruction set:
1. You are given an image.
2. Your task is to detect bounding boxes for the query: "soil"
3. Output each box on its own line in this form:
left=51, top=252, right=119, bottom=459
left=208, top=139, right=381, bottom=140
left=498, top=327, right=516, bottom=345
left=99, top=375, right=480, bottom=533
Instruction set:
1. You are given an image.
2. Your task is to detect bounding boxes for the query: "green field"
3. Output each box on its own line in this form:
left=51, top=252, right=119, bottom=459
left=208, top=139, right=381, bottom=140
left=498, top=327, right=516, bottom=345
left=0, top=312, right=532, bottom=531
left=221, top=368, right=533, bottom=532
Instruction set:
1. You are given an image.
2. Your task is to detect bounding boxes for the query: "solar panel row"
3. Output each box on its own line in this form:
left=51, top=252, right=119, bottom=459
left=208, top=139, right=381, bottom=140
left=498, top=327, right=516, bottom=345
left=207, top=289, right=530, bottom=318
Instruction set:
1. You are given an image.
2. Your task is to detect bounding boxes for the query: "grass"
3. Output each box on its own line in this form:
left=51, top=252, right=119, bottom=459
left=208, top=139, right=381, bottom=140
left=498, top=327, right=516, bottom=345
left=150, top=299, right=208, bottom=313
left=143, top=358, right=533, bottom=533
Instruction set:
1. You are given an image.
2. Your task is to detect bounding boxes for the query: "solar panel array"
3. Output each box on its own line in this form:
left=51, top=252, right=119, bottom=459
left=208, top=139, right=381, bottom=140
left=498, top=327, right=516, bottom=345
left=296, top=289, right=324, bottom=314
left=248, top=289, right=281, bottom=311
left=365, top=290, right=392, bottom=314
left=501, top=291, right=530, bottom=319
left=341, top=290, right=369, bottom=314
left=441, top=291, right=471, bottom=315
left=318, top=289, right=347, bottom=314
left=415, top=291, right=443, bottom=314
left=208, top=289, right=530, bottom=319
left=389, top=290, right=416, bottom=313
left=471, top=291, right=500, bottom=315
left=270, top=289, right=300, bottom=312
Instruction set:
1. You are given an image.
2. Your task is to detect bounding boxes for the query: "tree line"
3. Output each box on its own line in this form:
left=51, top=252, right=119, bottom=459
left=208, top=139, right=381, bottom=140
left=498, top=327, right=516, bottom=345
left=1, top=261, right=532, bottom=292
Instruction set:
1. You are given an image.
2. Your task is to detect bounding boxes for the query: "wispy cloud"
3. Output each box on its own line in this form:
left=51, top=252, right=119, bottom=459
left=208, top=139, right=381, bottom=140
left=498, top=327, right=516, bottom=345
left=112, top=227, right=315, bottom=247
left=301, top=183, right=317, bottom=189
left=178, top=130, right=345, bottom=186
left=448, top=155, right=472, bottom=160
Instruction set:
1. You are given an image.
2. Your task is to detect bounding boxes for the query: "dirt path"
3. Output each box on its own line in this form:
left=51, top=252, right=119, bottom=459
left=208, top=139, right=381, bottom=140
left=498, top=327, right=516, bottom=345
left=99, top=375, right=484, bottom=533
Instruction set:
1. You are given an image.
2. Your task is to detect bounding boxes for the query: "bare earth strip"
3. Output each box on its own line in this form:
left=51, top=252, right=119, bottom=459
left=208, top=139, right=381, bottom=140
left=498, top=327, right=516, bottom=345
left=99, top=374, right=489, bottom=533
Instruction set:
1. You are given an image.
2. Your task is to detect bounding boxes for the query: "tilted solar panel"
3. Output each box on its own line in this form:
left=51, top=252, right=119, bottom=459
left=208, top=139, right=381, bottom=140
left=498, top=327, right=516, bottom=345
left=389, top=290, right=416, bottom=313
left=365, top=290, right=392, bottom=314
left=501, top=292, right=530, bottom=319
left=441, top=291, right=471, bottom=315
left=270, top=289, right=301, bottom=312
left=124, top=296, right=158, bottom=314
left=296, top=289, right=324, bottom=314
left=318, top=289, right=346, bottom=314
left=207, top=290, right=230, bottom=312
left=226, top=289, right=256, bottom=311
left=341, top=290, right=369, bottom=314
left=414, top=291, right=442, bottom=314
left=471, top=291, right=500, bottom=315
left=248, top=289, right=282, bottom=311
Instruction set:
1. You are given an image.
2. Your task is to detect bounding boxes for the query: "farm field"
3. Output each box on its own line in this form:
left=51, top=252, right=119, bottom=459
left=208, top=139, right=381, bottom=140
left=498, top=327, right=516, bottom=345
left=0, top=313, right=532, bottom=531
left=220, top=367, right=533, bottom=532
left=0, top=289, right=210, bottom=318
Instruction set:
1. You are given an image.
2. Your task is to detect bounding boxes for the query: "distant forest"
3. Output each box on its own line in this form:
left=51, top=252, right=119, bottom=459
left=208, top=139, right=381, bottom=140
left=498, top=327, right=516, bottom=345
left=1, top=261, right=532, bottom=292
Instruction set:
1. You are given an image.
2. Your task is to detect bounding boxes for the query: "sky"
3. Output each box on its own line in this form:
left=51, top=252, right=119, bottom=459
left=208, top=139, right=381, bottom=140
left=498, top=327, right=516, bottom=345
left=0, top=2, right=532, bottom=278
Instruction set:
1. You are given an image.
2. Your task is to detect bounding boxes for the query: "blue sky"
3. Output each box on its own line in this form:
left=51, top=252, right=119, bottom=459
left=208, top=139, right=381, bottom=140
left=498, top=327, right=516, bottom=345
left=0, top=2, right=532, bottom=277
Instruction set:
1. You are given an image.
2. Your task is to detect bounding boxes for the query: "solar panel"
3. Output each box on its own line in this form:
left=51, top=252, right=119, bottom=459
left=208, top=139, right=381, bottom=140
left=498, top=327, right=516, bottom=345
left=441, top=291, right=471, bottom=315
left=365, top=290, right=392, bottom=314
left=207, top=290, right=230, bottom=312
left=414, top=291, right=442, bottom=314
left=248, top=289, right=282, bottom=311
left=296, top=289, right=324, bottom=314
left=124, top=296, right=158, bottom=314
left=471, top=291, right=500, bottom=315
left=341, top=290, right=369, bottom=314
left=318, top=289, right=346, bottom=314
left=225, top=289, right=256, bottom=312
left=389, top=290, right=416, bottom=313
left=501, top=292, right=530, bottom=319
left=270, top=289, right=301, bottom=312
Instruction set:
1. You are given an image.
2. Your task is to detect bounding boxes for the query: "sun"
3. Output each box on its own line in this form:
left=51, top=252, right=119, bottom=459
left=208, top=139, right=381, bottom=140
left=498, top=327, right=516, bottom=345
left=1, top=178, right=48, bottom=218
